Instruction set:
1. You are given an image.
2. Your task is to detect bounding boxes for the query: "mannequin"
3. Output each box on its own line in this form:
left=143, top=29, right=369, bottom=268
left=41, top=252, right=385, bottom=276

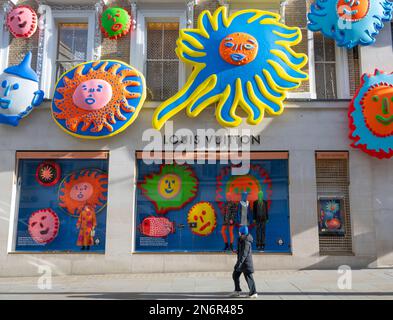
left=253, top=190, right=269, bottom=250
left=237, top=191, right=253, bottom=227
left=221, top=200, right=237, bottom=252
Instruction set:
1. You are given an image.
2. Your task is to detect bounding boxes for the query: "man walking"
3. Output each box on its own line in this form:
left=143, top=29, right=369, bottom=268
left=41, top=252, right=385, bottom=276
left=230, top=226, right=258, bottom=298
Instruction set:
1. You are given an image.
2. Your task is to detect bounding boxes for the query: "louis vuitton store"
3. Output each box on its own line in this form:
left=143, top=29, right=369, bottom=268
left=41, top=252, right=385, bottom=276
left=0, top=0, right=392, bottom=277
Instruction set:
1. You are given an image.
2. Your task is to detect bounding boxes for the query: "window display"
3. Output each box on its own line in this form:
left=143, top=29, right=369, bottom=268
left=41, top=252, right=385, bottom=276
left=14, top=153, right=108, bottom=253
left=135, top=157, right=290, bottom=253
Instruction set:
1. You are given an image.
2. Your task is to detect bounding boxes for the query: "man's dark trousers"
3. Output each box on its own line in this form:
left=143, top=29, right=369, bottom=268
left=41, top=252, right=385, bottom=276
left=232, top=270, right=257, bottom=295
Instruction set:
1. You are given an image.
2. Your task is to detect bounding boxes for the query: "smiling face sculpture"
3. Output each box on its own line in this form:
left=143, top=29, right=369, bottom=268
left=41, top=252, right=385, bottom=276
left=0, top=52, right=44, bottom=126
left=58, top=169, right=108, bottom=216
left=28, top=209, right=59, bottom=244
left=101, top=7, right=131, bottom=40
left=139, top=164, right=198, bottom=214
left=308, top=0, right=393, bottom=48
left=349, top=70, right=393, bottom=159
left=152, top=6, right=308, bottom=129
left=7, top=5, right=38, bottom=38
left=52, top=60, right=146, bottom=139
left=187, top=202, right=217, bottom=237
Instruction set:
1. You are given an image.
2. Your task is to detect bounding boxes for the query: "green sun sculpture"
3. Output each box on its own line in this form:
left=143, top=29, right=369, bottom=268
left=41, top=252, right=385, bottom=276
left=139, top=164, right=199, bottom=214
left=101, top=7, right=131, bottom=40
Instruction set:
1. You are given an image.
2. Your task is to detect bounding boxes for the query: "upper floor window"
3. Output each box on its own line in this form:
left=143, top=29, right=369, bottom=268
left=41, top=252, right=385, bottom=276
left=314, top=32, right=337, bottom=99
left=56, top=23, right=89, bottom=79
left=146, top=22, right=179, bottom=101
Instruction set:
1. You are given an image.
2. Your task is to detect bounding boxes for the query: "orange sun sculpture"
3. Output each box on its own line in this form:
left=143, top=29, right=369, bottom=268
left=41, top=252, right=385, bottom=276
left=52, top=60, right=146, bottom=139
left=58, top=169, right=108, bottom=216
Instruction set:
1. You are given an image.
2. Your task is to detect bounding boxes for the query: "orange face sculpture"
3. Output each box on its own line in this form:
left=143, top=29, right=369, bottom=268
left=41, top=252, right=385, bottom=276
left=219, top=32, right=258, bottom=66
left=225, top=175, right=261, bottom=203
left=337, top=0, right=370, bottom=21
left=362, top=84, right=393, bottom=137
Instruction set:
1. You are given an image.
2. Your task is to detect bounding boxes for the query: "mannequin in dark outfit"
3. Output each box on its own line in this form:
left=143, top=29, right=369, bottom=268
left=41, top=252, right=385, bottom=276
left=253, top=190, right=269, bottom=250
left=222, top=201, right=237, bottom=252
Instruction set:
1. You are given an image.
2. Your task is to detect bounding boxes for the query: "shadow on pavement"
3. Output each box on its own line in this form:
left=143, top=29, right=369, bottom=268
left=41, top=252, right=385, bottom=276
left=1, top=291, right=393, bottom=299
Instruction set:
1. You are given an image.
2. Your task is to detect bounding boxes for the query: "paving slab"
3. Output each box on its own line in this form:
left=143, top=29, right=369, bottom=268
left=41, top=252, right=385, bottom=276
left=0, top=269, right=392, bottom=300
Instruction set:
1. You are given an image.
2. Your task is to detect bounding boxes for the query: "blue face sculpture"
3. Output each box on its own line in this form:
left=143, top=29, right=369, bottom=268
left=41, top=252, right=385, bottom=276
left=308, top=0, right=393, bottom=48
left=0, top=52, right=44, bottom=126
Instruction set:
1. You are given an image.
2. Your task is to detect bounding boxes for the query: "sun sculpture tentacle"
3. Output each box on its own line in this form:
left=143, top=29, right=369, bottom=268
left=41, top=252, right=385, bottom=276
left=152, top=6, right=308, bottom=129
left=349, top=70, right=393, bottom=159
left=52, top=60, right=146, bottom=139
left=308, top=0, right=393, bottom=48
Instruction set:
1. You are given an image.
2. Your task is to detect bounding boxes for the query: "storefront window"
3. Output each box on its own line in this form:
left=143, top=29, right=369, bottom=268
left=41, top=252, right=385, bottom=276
left=135, top=153, right=291, bottom=253
left=13, top=152, right=109, bottom=253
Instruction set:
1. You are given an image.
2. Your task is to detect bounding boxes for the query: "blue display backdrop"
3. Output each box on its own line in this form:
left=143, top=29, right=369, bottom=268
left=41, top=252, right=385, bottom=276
left=15, top=158, right=108, bottom=252
left=135, top=159, right=290, bottom=253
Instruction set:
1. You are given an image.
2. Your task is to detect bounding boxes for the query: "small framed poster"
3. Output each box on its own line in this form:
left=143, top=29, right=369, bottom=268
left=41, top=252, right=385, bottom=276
left=317, top=196, right=345, bottom=236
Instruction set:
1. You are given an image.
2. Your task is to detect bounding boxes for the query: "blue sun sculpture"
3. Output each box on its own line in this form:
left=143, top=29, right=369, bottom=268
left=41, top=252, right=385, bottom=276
left=308, top=0, right=393, bottom=48
left=152, top=7, right=309, bottom=129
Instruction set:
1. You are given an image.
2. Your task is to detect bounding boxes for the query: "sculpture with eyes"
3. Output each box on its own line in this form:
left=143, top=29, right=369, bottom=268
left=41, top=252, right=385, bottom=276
left=7, top=5, right=38, bottom=38
left=0, top=52, right=44, bottom=126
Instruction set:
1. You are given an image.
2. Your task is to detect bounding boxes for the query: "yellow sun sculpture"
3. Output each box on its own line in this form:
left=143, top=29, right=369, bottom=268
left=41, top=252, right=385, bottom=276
left=52, top=60, right=146, bottom=139
left=152, top=7, right=308, bottom=129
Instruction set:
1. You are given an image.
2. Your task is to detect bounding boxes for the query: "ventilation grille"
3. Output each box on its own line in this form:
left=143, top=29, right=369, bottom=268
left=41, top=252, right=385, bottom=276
left=316, top=157, right=353, bottom=254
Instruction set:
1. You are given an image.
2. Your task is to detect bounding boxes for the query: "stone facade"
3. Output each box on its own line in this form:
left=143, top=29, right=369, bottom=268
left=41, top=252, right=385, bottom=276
left=0, top=0, right=392, bottom=276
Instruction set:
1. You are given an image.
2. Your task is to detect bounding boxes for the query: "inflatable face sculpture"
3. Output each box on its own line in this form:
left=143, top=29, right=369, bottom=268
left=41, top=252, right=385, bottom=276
left=58, top=169, right=108, bottom=216
left=308, top=0, right=393, bottom=48
left=152, top=6, right=308, bottom=129
left=187, top=202, right=217, bottom=237
left=28, top=209, right=59, bottom=244
left=52, top=60, right=145, bottom=139
left=0, top=52, right=44, bottom=126
left=225, top=175, right=261, bottom=203
left=139, top=164, right=198, bottom=214
left=36, top=161, right=61, bottom=187
left=349, top=70, right=393, bottom=158
left=216, top=164, right=273, bottom=215
left=101, top=7, right=131, bottom=39
left=7, top=5, right=38, bottom=38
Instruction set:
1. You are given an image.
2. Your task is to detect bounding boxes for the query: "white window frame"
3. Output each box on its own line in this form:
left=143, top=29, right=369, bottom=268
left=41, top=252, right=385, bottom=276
left=40, top=9, right=95, bottom=97
left=130, top=9, right=187, bottom=104
left=0, top=8, right=10, bottom=72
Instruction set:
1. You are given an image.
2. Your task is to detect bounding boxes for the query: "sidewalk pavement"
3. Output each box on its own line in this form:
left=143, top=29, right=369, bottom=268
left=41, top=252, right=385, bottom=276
left=0, top=269, right=392, bottom=300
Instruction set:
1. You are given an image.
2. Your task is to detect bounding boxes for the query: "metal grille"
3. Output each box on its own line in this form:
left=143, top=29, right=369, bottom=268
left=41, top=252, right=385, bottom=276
left=56, top=23, right=88, bottom=79
left=146, top=22, right=179, bottom=101
left=314, top=32, right=337, bottom=99
left=316, top=156, right=353, bottom=254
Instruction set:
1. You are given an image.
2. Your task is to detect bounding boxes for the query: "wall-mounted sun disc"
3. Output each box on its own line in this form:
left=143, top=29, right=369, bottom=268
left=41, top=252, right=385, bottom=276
left=52, top=60, right=146, bottom=139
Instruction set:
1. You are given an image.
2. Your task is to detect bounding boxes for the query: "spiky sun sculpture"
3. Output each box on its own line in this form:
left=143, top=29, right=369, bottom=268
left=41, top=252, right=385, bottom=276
left=308, top=0, right=393, bottom=48
left=349, top=70, right=393, bottom=159
left=58, top=169, right=108, bottom=216
left=52, top=60, right=146, bottom=139
left=152, top=7, right=308, bottom=129
left=139, top=164, right=198, bottom=214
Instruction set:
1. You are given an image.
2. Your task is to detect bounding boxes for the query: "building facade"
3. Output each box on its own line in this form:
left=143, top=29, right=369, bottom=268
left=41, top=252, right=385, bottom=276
left=0, top=0, right=392, bottom=277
